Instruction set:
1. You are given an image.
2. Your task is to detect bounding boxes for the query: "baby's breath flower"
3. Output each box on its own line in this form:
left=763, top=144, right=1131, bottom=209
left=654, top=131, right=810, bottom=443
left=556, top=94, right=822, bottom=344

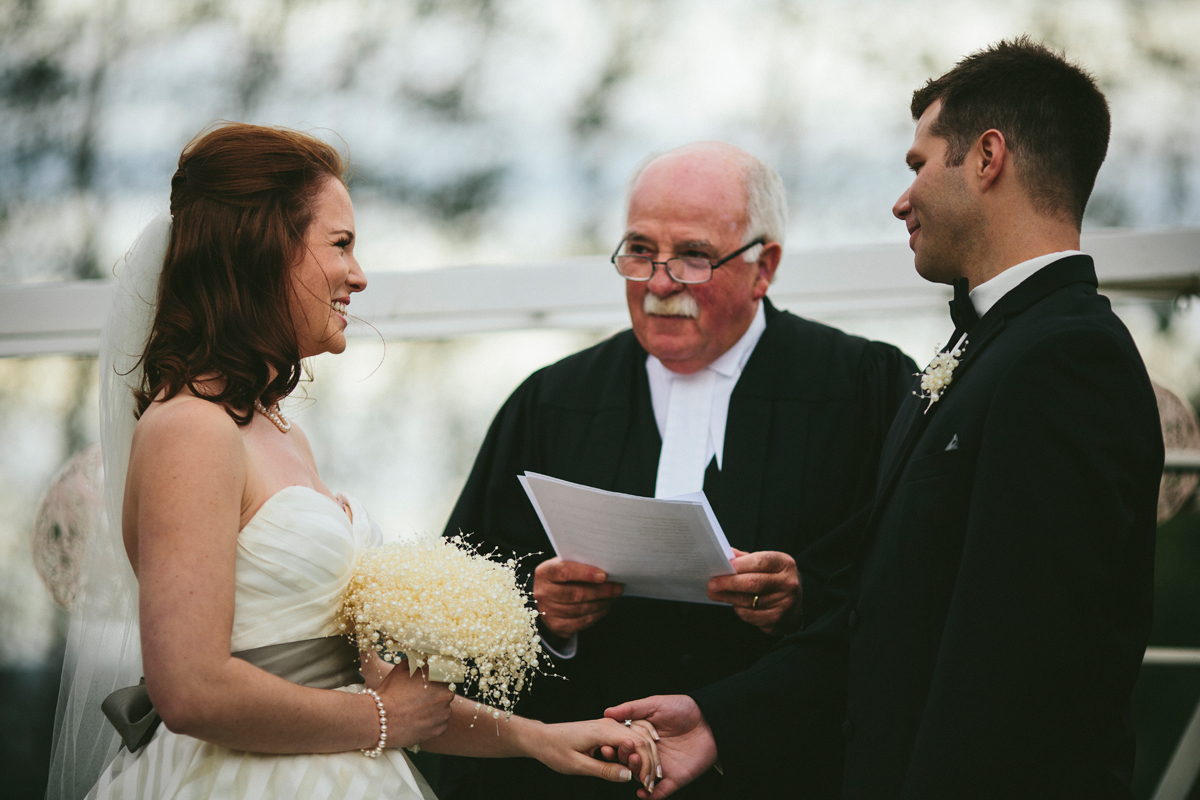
left=915, top=334, right=967, bottom=413
left=341, top=533, right=542, bottom=718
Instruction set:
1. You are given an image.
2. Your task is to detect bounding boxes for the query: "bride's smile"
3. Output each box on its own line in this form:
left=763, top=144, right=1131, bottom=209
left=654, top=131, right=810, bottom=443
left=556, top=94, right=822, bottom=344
left=289, top=177, right=366, bottom=359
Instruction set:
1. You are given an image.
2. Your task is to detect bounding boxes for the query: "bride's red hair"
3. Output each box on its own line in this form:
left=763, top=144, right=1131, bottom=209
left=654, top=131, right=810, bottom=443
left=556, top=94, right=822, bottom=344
left=134, top=123, right=345, bottom=424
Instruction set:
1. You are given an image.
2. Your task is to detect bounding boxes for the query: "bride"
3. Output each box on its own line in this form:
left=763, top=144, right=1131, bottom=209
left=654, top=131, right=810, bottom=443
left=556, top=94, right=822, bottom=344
left=46, top=123, right=659, bottom=799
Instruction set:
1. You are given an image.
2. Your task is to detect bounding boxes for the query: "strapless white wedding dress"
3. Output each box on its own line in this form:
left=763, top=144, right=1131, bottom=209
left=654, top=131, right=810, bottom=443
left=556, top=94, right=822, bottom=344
left=87, top=486, right=437, bottom=800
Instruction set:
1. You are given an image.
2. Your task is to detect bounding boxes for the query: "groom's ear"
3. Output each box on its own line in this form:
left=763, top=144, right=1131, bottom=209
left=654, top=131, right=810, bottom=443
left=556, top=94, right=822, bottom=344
left=974, top=129, right=1009, bottom=193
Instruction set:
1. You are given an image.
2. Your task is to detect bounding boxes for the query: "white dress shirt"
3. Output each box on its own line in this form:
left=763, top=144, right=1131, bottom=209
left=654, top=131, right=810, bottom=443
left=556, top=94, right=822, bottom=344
left=968, top=250, right=1083, bottom=317
left=647, top=300, right=768, bottom=497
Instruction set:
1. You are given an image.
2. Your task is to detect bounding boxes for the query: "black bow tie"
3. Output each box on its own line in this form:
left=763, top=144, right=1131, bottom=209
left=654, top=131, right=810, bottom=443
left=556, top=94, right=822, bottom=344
left=949, top=277, right=980, bottom=334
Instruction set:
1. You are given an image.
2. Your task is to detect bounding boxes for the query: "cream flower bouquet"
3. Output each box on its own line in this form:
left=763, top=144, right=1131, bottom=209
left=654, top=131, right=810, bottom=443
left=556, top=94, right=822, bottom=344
left=340, top=532, right=543, bottom=718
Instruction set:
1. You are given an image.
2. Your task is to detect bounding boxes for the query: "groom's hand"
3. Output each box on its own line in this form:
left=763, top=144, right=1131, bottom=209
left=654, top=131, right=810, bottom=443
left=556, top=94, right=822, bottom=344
left=605, top=695, right=717, bottom=799
left=533, top=557, right=623, bottom=638
left=707, top=549, right=801, bottom=635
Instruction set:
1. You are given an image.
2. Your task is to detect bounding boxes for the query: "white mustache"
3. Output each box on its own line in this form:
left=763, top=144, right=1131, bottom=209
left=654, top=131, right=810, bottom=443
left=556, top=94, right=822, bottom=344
left=643, top=291, right=700, bottom=318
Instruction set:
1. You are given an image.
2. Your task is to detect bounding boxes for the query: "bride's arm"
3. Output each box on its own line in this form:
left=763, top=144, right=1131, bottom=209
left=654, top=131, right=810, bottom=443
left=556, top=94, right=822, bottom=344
left=131, top=400, right=451, bottom=754
left=419, top=697, right=660, bottom=788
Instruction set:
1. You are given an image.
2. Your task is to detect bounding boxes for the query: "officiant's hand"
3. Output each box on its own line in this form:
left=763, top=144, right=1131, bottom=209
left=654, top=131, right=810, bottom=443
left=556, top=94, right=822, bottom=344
left=375, top=660, right=455, bottom=750
left=605, top=695, right=717, bottom=799
left=533, top=557, right=623, bottom=638
left=706, top=548, right=801, bottom=636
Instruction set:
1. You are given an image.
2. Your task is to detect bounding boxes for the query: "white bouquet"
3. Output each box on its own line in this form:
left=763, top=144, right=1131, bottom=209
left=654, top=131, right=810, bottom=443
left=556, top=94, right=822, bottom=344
left=340, top=533, right=543, bottom=718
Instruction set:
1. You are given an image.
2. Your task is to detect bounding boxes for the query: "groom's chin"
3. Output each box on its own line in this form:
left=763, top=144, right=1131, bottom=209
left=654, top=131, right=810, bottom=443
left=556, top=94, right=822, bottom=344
left=913, top=255, right=960, bottom=286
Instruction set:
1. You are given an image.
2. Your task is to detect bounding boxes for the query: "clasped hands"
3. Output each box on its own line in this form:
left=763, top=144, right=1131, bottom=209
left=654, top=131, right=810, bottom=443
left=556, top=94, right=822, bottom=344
left=528, top=548, right=800, bottom=796
left=533, top=548, right=801, bottom=638
left=370, top=654, right=664, bottom=789
left=604, top=695, right=716, bottom=799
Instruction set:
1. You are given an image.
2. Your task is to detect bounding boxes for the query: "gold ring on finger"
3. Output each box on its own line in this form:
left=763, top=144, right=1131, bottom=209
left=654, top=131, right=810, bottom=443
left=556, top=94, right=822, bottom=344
left=752, top=594, right=760, bottom=609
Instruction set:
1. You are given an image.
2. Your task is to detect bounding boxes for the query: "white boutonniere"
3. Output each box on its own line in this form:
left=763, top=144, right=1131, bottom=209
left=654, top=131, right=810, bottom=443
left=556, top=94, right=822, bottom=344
left=916, top=333, right=968, bottom=413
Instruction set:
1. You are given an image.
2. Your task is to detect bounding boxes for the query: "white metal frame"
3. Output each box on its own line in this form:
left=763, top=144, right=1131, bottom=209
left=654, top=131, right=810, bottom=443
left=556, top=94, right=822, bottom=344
left=2, top=227, right=1199, bottom=358
left=1145, top=648, right=1200, bottom=800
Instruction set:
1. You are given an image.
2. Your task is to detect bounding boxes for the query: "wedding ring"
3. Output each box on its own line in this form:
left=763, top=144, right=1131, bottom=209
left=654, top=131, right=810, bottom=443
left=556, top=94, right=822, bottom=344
left=624, top=719, right=633, bottom=727
left=752, top=594, right=760, bottom=609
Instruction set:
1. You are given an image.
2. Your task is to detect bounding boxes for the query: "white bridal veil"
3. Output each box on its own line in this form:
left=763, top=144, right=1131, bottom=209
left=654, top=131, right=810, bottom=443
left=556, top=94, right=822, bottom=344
left=46, top=213, right=171, bottom=800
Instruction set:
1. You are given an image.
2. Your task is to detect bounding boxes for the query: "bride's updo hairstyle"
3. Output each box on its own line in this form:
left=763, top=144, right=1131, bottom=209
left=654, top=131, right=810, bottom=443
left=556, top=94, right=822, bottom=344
left=134, top=123, right=345, bottom=424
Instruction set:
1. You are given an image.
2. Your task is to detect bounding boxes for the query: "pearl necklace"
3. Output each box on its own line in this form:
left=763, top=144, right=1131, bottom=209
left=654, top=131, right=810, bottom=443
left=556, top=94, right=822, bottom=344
left=253, top=400, right=291, bottom=433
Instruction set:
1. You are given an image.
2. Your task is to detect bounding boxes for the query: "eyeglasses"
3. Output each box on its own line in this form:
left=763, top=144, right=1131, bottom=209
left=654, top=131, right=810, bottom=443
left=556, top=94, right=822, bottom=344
left=610, top=237, right=766, bottom=285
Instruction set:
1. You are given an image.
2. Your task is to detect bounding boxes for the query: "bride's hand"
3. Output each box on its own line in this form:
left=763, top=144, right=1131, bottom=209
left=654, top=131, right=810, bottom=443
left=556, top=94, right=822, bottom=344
left=374, top=661, right=454, bottom=750
left=529, top=718, right=661, bottom=790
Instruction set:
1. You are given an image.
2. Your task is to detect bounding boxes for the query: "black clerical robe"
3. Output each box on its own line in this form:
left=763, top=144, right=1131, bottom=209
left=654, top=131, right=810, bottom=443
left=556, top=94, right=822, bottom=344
left=694, top=256, right=1163, bottom=799
left=440, top=298, right=915, bottom=799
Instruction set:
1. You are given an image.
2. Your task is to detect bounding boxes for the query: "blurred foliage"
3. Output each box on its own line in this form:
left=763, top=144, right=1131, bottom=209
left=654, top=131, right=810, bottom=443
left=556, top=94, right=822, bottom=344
left=3, top=0, right=1200, bottom=283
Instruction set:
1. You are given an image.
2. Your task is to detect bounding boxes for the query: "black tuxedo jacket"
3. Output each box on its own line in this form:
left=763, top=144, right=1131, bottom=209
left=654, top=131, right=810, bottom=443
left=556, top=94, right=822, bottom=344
left=694, top=256, right=1164, bottom=799
left=439, top=298, right=915, bottom=800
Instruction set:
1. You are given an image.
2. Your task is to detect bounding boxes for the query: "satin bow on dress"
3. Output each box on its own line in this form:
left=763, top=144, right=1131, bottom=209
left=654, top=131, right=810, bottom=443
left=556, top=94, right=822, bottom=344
left=101, top=636, right=362, bottom=752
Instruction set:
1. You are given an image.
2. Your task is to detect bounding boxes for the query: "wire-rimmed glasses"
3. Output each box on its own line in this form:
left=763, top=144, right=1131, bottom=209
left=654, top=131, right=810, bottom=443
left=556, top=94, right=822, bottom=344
left=610, top=237, right=766, bottom=284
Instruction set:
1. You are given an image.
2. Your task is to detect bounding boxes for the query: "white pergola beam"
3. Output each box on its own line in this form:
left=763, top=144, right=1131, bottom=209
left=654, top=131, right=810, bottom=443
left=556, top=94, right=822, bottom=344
left=1, top=227, right=1197, bottom=358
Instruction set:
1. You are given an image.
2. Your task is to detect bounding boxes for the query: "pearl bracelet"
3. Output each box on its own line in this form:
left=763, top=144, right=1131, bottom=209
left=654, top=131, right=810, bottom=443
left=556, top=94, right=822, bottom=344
left=361, top=687, right=387, bottom=758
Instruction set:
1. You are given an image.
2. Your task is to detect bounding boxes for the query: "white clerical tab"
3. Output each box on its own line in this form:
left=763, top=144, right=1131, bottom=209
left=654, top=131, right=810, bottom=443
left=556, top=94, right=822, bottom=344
left=655, top=369, right=716, bottom=498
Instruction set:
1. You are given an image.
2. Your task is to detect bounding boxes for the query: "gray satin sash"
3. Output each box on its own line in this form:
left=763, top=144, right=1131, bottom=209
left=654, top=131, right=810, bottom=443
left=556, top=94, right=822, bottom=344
left=101, top=635, right=362, bottom=753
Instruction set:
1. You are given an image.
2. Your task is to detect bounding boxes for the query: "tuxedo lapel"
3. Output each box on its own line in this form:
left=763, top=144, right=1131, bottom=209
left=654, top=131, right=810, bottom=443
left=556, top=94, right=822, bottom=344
left=871, top=315, right=1004, bottom=503
left=874, top=378, right=923, bottom=495
left=861, top=255, right=1098, bottom=553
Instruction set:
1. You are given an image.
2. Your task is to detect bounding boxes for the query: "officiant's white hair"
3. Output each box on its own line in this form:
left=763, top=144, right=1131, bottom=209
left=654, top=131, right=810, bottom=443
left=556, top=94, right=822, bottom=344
left=624, top=142, right=788, bottom=261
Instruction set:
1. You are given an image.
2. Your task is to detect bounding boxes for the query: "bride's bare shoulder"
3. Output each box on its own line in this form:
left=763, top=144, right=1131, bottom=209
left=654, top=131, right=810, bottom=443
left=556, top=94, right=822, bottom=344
left=132, top=394, right=244, bottom=460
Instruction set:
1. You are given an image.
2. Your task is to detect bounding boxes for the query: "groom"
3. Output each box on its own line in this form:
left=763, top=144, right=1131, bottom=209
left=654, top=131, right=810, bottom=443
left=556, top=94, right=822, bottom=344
left=611, top=38, right=1164, bottom=799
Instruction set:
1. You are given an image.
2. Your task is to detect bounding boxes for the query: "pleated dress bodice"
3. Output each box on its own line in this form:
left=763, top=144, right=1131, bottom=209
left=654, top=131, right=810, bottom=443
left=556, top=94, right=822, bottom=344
left=230, top=486, right=377, bottom=652
left=89, top=486, right=437, bottom=800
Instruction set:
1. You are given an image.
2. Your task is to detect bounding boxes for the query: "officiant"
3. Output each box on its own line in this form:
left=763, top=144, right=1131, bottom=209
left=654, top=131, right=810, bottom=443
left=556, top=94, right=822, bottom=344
left=438, top=141, right=916, bottom=799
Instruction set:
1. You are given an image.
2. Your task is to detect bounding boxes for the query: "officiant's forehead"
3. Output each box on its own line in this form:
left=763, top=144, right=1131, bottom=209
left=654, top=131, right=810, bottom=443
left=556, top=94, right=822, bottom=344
left=624, top=148, right=749, bottom=246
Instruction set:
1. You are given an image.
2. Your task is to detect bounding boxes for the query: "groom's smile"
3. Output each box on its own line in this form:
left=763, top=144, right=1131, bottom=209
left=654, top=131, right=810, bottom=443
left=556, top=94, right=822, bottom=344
left=893, top=99, right=983, bottom=288
left=906, top=219, right=921, bottom=249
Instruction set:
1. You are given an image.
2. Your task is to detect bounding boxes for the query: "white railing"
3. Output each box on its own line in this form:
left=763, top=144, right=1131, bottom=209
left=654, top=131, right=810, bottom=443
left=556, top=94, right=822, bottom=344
left=1146, top=648, right=1200, bottom=800
left=2, top=227, right=1199, bottom=358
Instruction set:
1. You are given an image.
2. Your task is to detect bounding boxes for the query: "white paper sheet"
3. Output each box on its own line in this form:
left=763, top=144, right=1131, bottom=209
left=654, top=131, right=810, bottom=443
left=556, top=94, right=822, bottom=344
left=519, top=472, right=736, bottom=605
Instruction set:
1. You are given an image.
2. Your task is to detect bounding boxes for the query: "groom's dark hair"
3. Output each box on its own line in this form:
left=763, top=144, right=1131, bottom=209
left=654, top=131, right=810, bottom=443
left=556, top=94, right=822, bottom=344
left=911, top=36, right=1110, bottom=228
